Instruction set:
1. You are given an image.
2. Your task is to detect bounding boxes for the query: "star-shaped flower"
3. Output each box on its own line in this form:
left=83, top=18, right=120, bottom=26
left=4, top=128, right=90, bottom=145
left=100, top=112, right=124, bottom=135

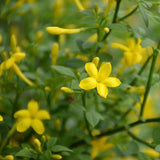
left=79, top=59, right=121, bottom=98
left=14, top=100, right=51, bottom=135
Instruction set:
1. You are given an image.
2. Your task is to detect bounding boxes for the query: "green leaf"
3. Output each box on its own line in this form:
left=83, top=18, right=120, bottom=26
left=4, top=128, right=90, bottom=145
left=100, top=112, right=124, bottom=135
left=86, top=110, right=103, bottom=127
left=65, top=58, right=85, bottom=69
left=15, top=148, right=36, bottom=158
left=138, top=3, right=149, bottom=27
left=44, top=150, right=52, bottom=160
left=46, top=137, right=57, bottom=149
left=126, top=141, right=139, bottom=154
left=52, top=65, right=76, bottom=78
left=152, top=127, right=160, bottom=144
left=155, top=145, right=160, bottom=152
left=51, top=145, right=73, bottom=153
left=138, top=152, right=153, bottom=160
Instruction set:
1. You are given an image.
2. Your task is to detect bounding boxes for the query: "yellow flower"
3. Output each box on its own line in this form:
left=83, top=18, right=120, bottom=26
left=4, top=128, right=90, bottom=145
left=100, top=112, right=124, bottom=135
left=46, top=27, right=86, bottom=35
left=141, top=148, right=160, bottom=158
left=14, top=100, right=51, bottom=135
left=2, top=155, right=14, bottom=160
left=111, top=38, right=152, bottom=67
left=79, top=58, right=121, bottom=98
left=0, top=115, right=3, bottom=121
left=91, top=136, right=114, bottom=159
left=51, top=43, right=59, bottom=65
left=103, top=0, right=115, bottom=17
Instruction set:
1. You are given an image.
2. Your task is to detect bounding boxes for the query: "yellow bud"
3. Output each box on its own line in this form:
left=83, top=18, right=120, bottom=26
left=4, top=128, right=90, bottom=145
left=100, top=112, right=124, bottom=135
left=104, top=27, right=110, bottom=34
left=0, top=34, right=2, bottom=44
left=54, top=119, right=61, bottom=130
left=92, top=57, right=99, bottom=67
left=0, top=115, right=3, bottom=121
left=33, top=138, right=41, bottom=152
left=87, top=33, right=97, bottom=42
left=60, top=87, right=73, bottom=93
left=52, top=154, right=62, bottom=160
left=35, top=30, right=44, bottom=43
left=45, top=86, right=51, bottom=92
left=128, top=86, right=145, bottom=95
left=51, top=43, right=59, bottom=65
left=46, top=27, right=86, bottom=35
left=73, top=0, right=84, bottom=11
left=10, top=34, right=17, bottom=53
left=11, top=53, right=26, bottom=62
left=2, top=155, right=14, bottom=160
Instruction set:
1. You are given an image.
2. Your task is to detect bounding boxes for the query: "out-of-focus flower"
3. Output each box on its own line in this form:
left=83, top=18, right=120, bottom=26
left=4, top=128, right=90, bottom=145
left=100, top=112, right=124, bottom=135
left=87, top=33, right=98, bottom=42
left=128, top=85, right=145, bottom=95
left=2, top=155, right=14, bottom=160
left=14, top=100, right=50, bottom=135
left=79, top=57, right=121, bottom=98
left=76, top=55, right=89, bottom=62
left=103, top=0, right=116, bottom=17
left=53, top=0, right=64, bottom=19
left=91, top=135, right=114, bottom=159
left=92, top=57, right=100, bottom=67
left=0, top=34, right=2, bottom=44
left=111, top=38, right=153, bottom=68
left=104, top=27, right=110, bottom=33
left=141, top=148, right=160, bottom=158
left=46, top=27, right=87, bottom=35
left=45, top=86, right=51, bottom=92
left=54, top=118, right=61, bottom=130
left=0, top=115, right=3, bottom=121
left=51, top=43, right=59, bottom=65
left=73, top=0, right=85, bottom=11
left=32, top=138, right=41, bottom=152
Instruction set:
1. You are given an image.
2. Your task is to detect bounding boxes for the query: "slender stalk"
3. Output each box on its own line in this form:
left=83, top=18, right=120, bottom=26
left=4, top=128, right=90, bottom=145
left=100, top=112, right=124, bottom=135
left=71, top=117, right=160, bottom=147
left=82, top=93, right=92, bottom=137
left=0, top=124, right=16, bottom=154
left=112, top=0, right=122, bottom=23
left=139, top=49, right=158, bottom=118
left=127, top=130, right=154, bottom=149
left=119, top=6, right=138, bottom=21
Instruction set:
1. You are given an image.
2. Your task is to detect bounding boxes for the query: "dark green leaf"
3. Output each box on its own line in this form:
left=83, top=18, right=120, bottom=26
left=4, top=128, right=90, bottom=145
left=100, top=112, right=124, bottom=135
left=52, top=65, right=76, bottom=78
left=15, top=148, right=36, bottom=158
left=86, top=110, right=103, bottom=127
left=46, top=137, right=57, bottom=149
left=51, top=145, right=73, bottom=153
left=65, top=58, right=85, bottom=69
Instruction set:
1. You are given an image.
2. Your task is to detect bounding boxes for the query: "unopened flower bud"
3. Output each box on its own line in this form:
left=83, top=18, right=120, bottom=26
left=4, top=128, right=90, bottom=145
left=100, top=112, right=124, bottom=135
left=2, top=155, right=14, bottom=160
left=45, top=86, right=51, bottom=92
left=73, top=0, right=84, bottom=11
left=52, top=154, right=62, bottom=160
left=54, top=119, right=61, bottom=130
left=51, top=43, right=59, bottom=65
left=0, top=115, right=3, bottom=121
left=33, top=138, right=41, bottom=152
left=60, top=87, right=73, bottom=93
left=10, top=34, right=17, bottom=53
left=92, top=57, right=99, bottom=67
left=104, top=27, right=110, bottom=34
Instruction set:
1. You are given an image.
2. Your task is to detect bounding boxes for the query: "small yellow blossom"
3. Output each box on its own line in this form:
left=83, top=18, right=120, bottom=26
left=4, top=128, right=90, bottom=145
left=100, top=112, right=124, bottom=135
left=14, top=100, right=51, bottom=135
left=73, top=0, right=85, bottom=11
left=60, top=87, right=74, bottom=93
left=46, top=27, right=86, bottom=35
left=79, top=57, right=121, bottom=98
left=51, top=43, right=59, bottom=65
left=0, top=115, right=3, bottom=121
left=91, top=136, right=114, bottom=159
left=52, top=154, right=62, bottom=159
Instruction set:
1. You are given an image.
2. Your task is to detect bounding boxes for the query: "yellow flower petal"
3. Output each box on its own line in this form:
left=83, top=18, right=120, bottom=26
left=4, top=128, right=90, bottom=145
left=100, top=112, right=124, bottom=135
left=14, top=110, right=30, bottom=118
left=79, top=77, right=97, bottom=90
left=28, top=100, right=39, bottom=115
left=111, top=43, right=129, bottom=51
left=85, top=62, right=98, bottom=78
left=0, top=58, right=14, bottom=70
left=0, top=115, right=3, bottom=121
left=11, top=52, right=26, bottom=62
left=32, top=119, right=45, bottom=134
left=103, top=77, right=121, bottom=87
left=98, top=62, right=111, bottom=80
left=36, top=110, right=51, bottom=120
left=16, top=118, right=31, bottom=132
left=92, top=57, right=99, bottom=67
left=97, top=83, right=108, bottom=98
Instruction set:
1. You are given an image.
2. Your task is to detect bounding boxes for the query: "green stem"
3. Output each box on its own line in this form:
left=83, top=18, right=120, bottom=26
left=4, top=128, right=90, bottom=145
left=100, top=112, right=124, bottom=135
left=127, top=130, right=154, bottom=149
left=119, top=6, right=138, bottom=21
left=82, top=93, right=92, bottom=137
left=0, top=124, right=16, bottom=154
left=130, top=53, right=153, bottom=85
left=112, top=0, right=122, bottom=23
left=139, top=48, right=158, bottom=118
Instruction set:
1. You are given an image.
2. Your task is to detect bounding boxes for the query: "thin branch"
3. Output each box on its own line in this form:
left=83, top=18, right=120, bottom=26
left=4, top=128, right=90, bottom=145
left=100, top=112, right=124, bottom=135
left=127, top=130, right=154, bottom=149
